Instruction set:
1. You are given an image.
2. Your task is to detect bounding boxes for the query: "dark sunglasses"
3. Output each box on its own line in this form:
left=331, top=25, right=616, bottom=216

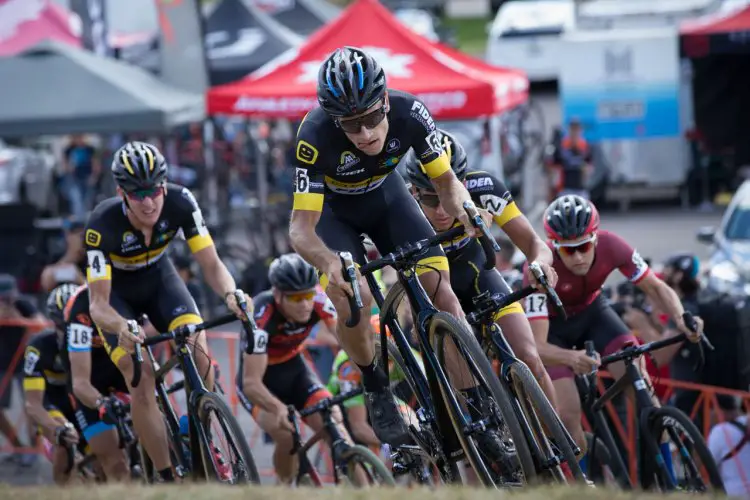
left=417, top=192, right=440, bottom=208
left=126, top=185, right=164, bottom=202
left=553, top=236, right=596, bottom=256
left=337, top=105, right=387, bottom=134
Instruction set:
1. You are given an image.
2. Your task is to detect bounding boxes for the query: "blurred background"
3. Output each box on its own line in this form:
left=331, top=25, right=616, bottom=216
left=3, top=0, right=750, bottom=485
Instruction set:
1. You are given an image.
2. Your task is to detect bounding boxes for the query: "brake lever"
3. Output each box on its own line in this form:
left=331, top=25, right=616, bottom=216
left=682, top=311, right=714, bottom=350
left=529, top=262, right=567, bottom=321
left=339, top=252, right=363, bottom=327
left=463, top=200, right=501, bottom=252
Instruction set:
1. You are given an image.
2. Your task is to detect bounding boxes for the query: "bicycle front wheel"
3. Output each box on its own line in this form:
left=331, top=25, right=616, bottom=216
left=196, top=392, right=260, bottom=484
left=430, top=312, right=536, bottom=487
left=644, top=406, right=724, bottom=493
left=509, top=362, right=585, bottom=483
left=342, top=445, right=397, bottom=486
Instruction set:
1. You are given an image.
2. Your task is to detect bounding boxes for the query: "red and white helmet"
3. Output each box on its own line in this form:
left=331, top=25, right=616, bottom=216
left=543, top=195, right=600, bottom=241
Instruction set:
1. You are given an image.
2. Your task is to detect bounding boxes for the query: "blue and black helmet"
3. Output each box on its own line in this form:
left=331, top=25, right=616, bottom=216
left=317, top=47, right=386, bottom=118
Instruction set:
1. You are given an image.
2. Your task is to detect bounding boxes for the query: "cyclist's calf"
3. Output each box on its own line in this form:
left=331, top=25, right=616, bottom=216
left=553, top=377, right=588, bottom=453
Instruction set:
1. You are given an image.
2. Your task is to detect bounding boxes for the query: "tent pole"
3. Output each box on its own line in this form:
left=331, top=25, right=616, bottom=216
left=489, top=113, right=505, bottom=183
left=203, top=119, right=219, bottom=227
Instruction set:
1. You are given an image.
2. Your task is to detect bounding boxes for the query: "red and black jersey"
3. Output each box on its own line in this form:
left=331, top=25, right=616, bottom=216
left=243, top=288, right=336, bottom=365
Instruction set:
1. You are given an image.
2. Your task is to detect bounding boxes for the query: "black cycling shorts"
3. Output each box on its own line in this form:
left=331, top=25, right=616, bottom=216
left=546, top=295, right=638, bottom=380
left=316, top=173, right=448, bottom=289
left=236, top=354, right=331, bottom=418
left=449, top=240, right=524, bottom=319
left=99, top=259, right=202, bottom=367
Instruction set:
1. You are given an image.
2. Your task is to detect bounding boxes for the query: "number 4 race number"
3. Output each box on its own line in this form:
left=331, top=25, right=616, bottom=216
left=87, top=250, right=107, bottom=279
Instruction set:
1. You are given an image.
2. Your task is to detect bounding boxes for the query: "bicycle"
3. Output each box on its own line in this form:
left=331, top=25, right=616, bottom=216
left=129, top=297, right=260, bottom=485
left=340, top=201, right=536, bottom=487
left=580, top=315, right=725, bottom=493
left=465, top=281, right=586, bottom=484
left=289, top=386, right=395, bottom=487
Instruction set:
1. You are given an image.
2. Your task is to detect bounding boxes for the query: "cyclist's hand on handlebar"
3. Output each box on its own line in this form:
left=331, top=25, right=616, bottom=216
left=526, top=261, right=558, bottom=289
left=568, top=349, right=600, bottom=375
left=55, top=423, right=79, bottom=446
left=323, top=256, right=354, bottom=298
left=118, top=319, right=144, bottom=354
left=273, top=404, right=295, bottom=432
left=676, top=314, right=703, bottom=343
left=478, top=208, right=494, bottom=229
left=457, top=212, right=478, bottom=238
left=225, top=290, right=254, bottom=319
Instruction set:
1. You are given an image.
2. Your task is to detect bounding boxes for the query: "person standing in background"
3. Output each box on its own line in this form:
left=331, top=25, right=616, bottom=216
left=62, top=135, right=101, bottom=218
left=552, top=119, right=593, bottom=199
left=39, top=218, right=86, bottom=292
left=708, top=395, right=750, bottom=498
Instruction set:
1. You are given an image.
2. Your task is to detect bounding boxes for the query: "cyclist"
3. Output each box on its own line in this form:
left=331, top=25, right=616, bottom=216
left=403, top=130, right=558, bottom=406
left=523, top=194, right=703, bottom=477
left=22, top=284, right=83, bottom=484
left=327, top=314, right=423, bottom=451
left=237, top=253, right=360, bottom=484
left=289, top=46, right=492, bottom=445
left=63, top=284, right=131, bottom=482
left=84, top=141, right=251, bottom=483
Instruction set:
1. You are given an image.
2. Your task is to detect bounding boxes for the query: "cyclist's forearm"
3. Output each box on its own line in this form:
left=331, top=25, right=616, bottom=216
left=203, top=258, right=237, bottom=297
left=25, top=400, right=60, bottom=442
left=644, top=282, right=684, bottom=323
left=537, top=341, right=574, bottom=367
left=243, top=382, right=285, bottom=413
left=289, top=224, right=337, bottom=272
left=90, top=300, right=128, bottom=335
left=72, top=377, right=103, bottom=409
left=433, top=175, right=471, bottom=220
left=525, top=237, right=554, bottom=267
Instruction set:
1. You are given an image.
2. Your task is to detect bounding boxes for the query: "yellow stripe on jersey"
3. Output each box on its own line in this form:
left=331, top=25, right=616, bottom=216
left=421, top=152, right=451, bottom=179
left=187, top=234, right=213, bottom=253
left=323, top=174, right=388, bottom=194
left=23, top=377, right=45, bottom=392
left=293, top=192, right=324, bottom=212
left=109, top=244, right=168, bottom=266
left=86, top=264, right=112, bottom=282
left=494, top=201, right=522, bottom=227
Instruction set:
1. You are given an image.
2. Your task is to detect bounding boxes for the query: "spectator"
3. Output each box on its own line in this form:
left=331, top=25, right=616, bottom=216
left=0, top=275, right=42, bottom=467
left=549, top=118, right=593, bottom=199
left=61, top=135, right=101, bottom=218
left=39, top=217, right=86, bottom=292
left=707, top=395, right=750, bottom=497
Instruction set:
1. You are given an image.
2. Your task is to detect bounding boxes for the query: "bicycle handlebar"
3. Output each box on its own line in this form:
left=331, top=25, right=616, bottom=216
left=298, top=387, right=365, bottom=419
left=528, top=262, right=567, bottom=321
left=587, top=312, right=713, bottom=369
left=130, top=308, right=244, bottom=388
left=340, top=201, right=497, bottom=327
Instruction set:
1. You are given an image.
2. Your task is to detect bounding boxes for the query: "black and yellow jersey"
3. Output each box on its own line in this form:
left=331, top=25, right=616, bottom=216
left=441, top=170, right=522, bottom=254
left=292, top=89, right=452, bottom=211
left=83, top=183, right=213, bottom=282
left=23, top=329, right=68, bottom=395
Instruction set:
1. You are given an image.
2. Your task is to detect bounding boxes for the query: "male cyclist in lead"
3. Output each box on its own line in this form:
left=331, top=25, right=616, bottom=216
left=403, top=130, right=558, bottom=407
left=289, top=46, right=492, bottom=445
left=523, top=194, right=703, bottom=477
left=84, top=141, right=251, bottom=482
left=237, top=253, right=363, bottom=484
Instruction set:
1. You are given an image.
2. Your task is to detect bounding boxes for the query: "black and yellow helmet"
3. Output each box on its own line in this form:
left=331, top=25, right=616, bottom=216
left=111, top=141, right=168, bottom=192
left=46, top=283, right=80, bottom=328
left=404, top=129, right=468, bottom=192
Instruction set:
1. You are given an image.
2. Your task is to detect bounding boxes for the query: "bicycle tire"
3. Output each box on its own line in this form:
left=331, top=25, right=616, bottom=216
left=342, top=444, right=397, bottom=486
left=509, top=362, right=585, bottom=483
left=196, top=392, right=260, bottom=484
left=429, top=312, right=536, bottom=486
left=647, top=406, right=724, bottom=493
left=585, top=432, right=620, bottom=487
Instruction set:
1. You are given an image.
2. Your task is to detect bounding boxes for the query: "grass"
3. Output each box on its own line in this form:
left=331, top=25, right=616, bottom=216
left=0, top=484, right=727, bottom=500
left=442, top=17, right=492, bottom=56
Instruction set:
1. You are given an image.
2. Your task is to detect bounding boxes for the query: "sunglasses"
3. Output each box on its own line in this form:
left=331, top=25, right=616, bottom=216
left=554, top=235, right=596, bottom=256
left=285, top=291, right=315, bottom=303
left=417, top=192, right=440, bottom=208
left=126, top=185, right=164, bottom=202
left=337, top=104, right=387, bottom=134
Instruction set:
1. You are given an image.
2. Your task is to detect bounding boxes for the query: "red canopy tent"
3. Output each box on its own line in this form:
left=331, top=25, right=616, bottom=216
left=680, top=6, right=750, bottom=58
left=207, top=0, right=528, bottom=119
left=0, top=0, right=81, bottom=57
